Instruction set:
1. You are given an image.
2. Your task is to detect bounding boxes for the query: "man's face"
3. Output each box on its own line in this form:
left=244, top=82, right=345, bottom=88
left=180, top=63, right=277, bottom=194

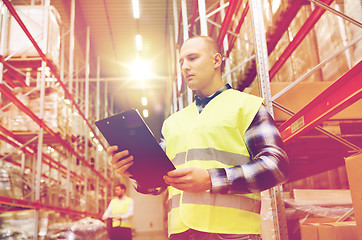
left=114, top=186, right=125, bottom=198
left=179, top=38, right=216, bottom=95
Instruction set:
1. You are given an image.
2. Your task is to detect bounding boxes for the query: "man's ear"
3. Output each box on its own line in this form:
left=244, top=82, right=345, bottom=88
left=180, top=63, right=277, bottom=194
left=213, top=53, right=223, bottom=69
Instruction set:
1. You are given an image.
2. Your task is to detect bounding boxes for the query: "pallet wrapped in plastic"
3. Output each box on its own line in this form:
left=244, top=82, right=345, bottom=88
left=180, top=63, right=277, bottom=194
left=6, top=5, right=61, bottom=67
left=45, top=217, right=110, bottom=240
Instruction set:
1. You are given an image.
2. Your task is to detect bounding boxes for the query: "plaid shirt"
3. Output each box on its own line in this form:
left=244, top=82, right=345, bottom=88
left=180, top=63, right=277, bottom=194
left=134, top=84, right=288, bottom=195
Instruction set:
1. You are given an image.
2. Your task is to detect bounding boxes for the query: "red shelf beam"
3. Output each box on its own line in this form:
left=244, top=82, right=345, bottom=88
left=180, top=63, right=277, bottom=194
left=278, top=61, right=362, bottom=144
left=269, top=0, right=334, bottom=80
left=0, top=84, right=107, bottom=182
left=0, top=56, right=29, bottom=88
left=2, top=0, right=107, bottom=153
left=0, top=126, right=82, bottom=182
left=0, top=195, right=101, bottom=219
left=226, top=1, right=249, bottom=57
left=188, top=0, right=198, bottom=37
left=217, top=0, right=239, bottom=47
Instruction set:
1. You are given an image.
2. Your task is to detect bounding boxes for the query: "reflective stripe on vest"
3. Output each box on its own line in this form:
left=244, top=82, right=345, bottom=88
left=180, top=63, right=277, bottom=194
left=111, top=197, right=132, bottom=228
left=173, top=148, right=251, bottom=166
left=162, top=89, right=264, bottom=235
left=168, top=192, right=261, bottom=214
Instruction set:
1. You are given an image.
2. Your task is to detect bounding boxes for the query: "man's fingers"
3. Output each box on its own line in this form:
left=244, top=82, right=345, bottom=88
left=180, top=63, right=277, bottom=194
left=113, top=155, right=134, bottom=169
left=106, top=146, right=134, bottom=177
left=107, top=145, right=118, bottom=155
left=113, top=156, right=134, bottom=176
left=166, top=168, right=189, bottom=177
left=110, top=150, right=131, bottom=164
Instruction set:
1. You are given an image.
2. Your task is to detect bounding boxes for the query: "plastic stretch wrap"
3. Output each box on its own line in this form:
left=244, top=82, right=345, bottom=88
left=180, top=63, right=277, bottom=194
left=0, top=163, right=24, bottom=199
left=285, top=199, right=353, bottom=240
left=0, top=210, right=53, bottom=239
left=6, top=5, right=61, bottom=66
left=45, top=217, right=109, bottom=240
left=260, top=189, right=354, bottom=240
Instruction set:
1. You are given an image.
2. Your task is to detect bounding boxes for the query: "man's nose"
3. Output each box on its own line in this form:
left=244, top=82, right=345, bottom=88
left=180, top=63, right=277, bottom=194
left=181, top=61, right=190, bottom=71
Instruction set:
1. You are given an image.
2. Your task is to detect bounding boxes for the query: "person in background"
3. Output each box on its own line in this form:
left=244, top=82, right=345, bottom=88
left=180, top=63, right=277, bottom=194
left=107, top=35, right=289, bottom=240
left=102, top=183, right=133, bottom=240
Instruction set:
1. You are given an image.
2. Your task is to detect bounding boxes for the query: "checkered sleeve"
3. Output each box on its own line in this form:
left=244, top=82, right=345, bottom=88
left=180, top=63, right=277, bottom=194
left=209, top=105, right=289, bottom=194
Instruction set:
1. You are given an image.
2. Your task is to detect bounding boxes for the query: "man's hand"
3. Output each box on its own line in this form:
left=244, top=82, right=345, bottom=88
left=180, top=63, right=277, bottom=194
left=107, top=146, right=134, bottom=177
left=163, top=167, right=212, bottom=193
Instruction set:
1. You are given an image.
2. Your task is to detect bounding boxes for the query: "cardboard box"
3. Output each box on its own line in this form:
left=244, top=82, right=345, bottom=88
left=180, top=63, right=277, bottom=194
left=318, top=221, right=359, bottom=240
left=293, top=189, right=352, bottom=205
left=246, top=82, right=362, bottom=121
left=300, top=218, right=359, bottom=240
left=300, top=218, right=336, bottom=240
left=345, top=153, right=362, bottom=239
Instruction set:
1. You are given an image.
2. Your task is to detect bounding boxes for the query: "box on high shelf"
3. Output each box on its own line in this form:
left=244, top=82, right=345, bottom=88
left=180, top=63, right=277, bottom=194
left=345, top=153, right=362, bottom=239
left=5, top=5, right=61, bottom=67
left=4, top=87, right=63, bottom=132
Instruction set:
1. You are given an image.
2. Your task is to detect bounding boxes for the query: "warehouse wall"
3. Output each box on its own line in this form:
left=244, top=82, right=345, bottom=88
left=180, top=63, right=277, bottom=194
left=128, top=184, right=167, bottom=234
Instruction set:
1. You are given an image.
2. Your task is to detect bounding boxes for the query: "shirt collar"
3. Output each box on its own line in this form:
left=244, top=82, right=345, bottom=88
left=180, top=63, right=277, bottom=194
left=195, top=83, right=232, bottom=107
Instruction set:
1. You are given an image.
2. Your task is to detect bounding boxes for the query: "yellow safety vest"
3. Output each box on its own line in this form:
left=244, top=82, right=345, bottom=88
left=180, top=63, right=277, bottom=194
left=162, top=89, right=264, bottom=236
left=110, top=196, right=133, bottom=228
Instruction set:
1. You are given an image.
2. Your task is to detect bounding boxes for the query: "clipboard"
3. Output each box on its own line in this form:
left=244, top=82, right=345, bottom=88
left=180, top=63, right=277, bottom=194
left=95, top=109, right=175, bottom=188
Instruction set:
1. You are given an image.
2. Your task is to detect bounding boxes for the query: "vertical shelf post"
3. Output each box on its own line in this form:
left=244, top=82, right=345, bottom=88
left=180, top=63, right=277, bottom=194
left=198, top=0, right=208, bottom=36
left=68, top=0, right=75, bottom=94
left=84, top=26, right=91, bottom=213
left=95, top=56, right=101, bottom=213
left=172, top=0, right=182, bottom=111
left=181, top=0, right=193, bottom=105
left=34, top=1, right=51, bottom=238
left=249, top=0, right=288, bottom=239
left=219, top=0, right=232, bottom=85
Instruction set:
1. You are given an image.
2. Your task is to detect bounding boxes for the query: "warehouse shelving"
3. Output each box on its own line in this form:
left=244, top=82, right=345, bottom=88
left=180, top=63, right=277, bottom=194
left=168, top=0, right=361, bottom=239
left=0, top=0, right=113, bottom=237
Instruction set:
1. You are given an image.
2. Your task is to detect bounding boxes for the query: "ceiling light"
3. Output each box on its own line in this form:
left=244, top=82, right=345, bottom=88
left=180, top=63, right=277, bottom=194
left=142, top=97, right=147, bottom=106
left=130, top=59, right=153, bottom=81
left=143, top=109, right=149, bottom=118
left=97, top=145, right=103, bottom=152
left=136, top=35, right=142, bottom=51
left=132, top=0, right=140, bottom=19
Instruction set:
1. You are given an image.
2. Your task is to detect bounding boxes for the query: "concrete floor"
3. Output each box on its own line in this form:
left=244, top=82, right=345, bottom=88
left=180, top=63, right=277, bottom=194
left=133, top=231, right=168, bottom=240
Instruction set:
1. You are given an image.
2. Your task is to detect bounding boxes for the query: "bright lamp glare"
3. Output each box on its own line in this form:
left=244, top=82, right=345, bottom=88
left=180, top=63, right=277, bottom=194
left=142, top=97, right=147, bottom=106
left=132, top=0, right=140, bottom=19
left=143, top=109, right=149, bottom=118
left=130, top=60, right=152, bottom=81
left=136, top=35, right=142, bottom=51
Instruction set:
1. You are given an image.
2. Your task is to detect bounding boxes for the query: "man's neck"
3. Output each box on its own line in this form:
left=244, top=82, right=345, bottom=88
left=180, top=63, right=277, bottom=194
left=197, top=82, right=224, bottom=99
left=197, top=81, right=225, bottom=99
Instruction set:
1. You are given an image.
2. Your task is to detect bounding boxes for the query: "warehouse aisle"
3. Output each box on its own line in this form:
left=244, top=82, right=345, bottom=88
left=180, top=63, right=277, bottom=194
left=133, top=231, right=168, bottom=240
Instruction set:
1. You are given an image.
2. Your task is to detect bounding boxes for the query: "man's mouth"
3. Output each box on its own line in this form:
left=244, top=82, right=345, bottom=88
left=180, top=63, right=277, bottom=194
left=186, top=74, right=194, bottom=81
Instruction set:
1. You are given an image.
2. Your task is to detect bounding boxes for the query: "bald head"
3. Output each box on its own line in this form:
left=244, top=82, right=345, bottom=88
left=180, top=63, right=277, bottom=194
left=182, top=36, right=224, bottom=72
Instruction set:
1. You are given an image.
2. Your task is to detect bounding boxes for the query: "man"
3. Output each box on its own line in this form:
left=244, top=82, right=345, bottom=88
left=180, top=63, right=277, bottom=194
left=107, top=36, right=288, bottom=240
left=102, top=183, right=133, bottom=240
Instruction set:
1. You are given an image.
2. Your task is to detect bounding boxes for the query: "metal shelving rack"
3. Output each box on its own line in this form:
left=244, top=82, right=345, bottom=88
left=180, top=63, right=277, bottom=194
left=168, top=0, right=361, bottom=239
left=0, top=0, right=113, bottom=238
